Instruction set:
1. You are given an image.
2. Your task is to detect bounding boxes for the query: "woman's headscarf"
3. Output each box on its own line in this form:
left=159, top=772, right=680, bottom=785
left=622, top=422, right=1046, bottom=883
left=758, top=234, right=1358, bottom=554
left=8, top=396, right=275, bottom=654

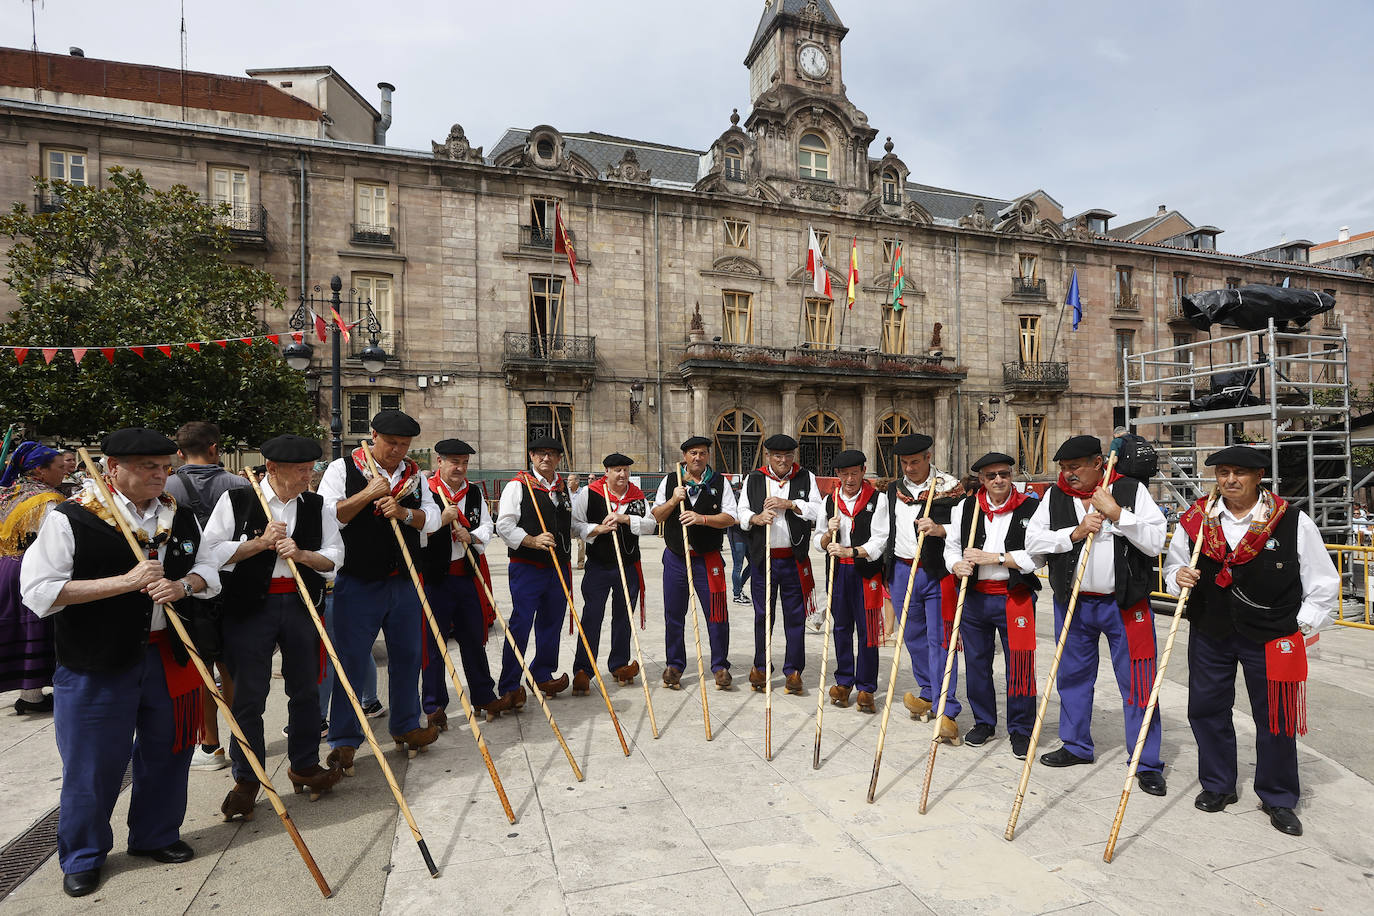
left=0, top=441, right=61, bottom=487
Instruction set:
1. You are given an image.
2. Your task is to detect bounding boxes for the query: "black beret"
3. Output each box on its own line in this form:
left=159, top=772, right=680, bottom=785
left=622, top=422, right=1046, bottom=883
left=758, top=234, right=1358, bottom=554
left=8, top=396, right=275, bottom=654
left=1204, top=445, right=1269, bottom=469
left=971, top=451, right=1016, bottom=472
left=102, top=427, right=177, bottom=457
left=763, top=434, right=798, bottom=451
left=1053, top=435, right=1102, bottom=461
left=894, top=433, right=933, bottom=456
left=435, top=438, right=476, bottom=456
left=260, top=434, right=322, bottom=463
left=602, top=452, right=634, bottom=468
left=527, top=436, right=565, bottom=454
left=832, top=449, right=866, bottom=470
left=679, top=435, right=712, bottom=451
left=371, top=409, right=420, bottom=437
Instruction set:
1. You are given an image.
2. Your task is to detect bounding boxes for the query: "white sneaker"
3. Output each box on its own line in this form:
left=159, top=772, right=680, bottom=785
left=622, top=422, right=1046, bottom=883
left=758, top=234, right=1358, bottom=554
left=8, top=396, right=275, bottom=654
left=190, top=745, right=228, bottom=771
left=805, top=611, right=825, bottom=632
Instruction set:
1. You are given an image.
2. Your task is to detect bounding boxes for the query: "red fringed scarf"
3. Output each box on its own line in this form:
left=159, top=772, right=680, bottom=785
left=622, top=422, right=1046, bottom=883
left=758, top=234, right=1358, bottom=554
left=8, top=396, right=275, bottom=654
left=702, top=550, right=728, bottom=622
left=1265, top=632, right=1308, bottom=736
left=150, top=629, right=203, bottom=753
left=973, top=580, right=1037, bottom=695
left=798, top=558, right=817, bottom=618
left=1056, top=469, right=1123, bottom=500
left=834, top=484, right=885, bottom=646
left=939, top=575, right=960, bottom=650
left=1120, top=599, right=1157, bottom=707
left=429, top=474, right=497, bottom=642
left=1178, top=491, right=1288, bottom=588
left=589, top=476, right=651, bottom=628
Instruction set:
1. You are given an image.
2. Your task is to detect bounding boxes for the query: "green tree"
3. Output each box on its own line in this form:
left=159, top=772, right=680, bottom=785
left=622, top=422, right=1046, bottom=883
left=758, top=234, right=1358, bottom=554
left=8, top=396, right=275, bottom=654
left=0, top=168, right=318, bottom=444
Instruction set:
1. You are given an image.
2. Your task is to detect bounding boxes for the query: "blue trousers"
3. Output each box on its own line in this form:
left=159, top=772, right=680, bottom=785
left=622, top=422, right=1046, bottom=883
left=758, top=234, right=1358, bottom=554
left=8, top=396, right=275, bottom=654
left=1052, top=594, right=1163, bottom=772
left=961, top=590, right=1036, bottom=736
left=1188, top=627, right=1299, bottom=807
left=662, top=549, right=730, bottom=672
left=53, top=646, right=194, bottom=874
left=498, top=561, right=567, bottom=695
left=328, top=574, right=422, bottom=748
left=751, top=555, right=807, bottom=675
left=422, top=572, right=497, bottom=713
left=729, top=539, right=750, bottom=597
left=576, top=559, right=635, bottom=674
left=318, top=592, right=379, bottom=721
left=893, top=562, right=962, bottom=717
left=830, top=564, right=879, bottom=693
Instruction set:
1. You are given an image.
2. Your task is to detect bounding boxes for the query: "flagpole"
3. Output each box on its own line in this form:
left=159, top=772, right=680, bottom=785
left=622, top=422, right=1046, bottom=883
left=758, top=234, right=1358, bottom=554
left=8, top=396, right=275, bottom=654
left=1047, top=268, right=1075, bottom=363
left=548, top=203, right=559, bottom=356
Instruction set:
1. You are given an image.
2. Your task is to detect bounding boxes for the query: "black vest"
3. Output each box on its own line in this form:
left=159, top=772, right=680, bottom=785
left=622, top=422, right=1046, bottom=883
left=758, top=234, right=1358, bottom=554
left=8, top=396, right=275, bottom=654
left=509, top=476, right=572, bottom=566
left=51, top=500, right=201, bottom=674
left=584, top=486, right=647, bottom=567
left=340, top=458, right=423, bottom=580
left=219, top=488, right=326, bottom=609
left=822, top=487, right=884, bottom=580
left=1045, top=478, right=1152, bottom=608
left=958, top=493, right=1042, bottom=593
left=883, top=478, right=958, bottom=579
left=744, top=470, right=814, bottom=566
left=1185, top=505, right=1303, bottom=644
left=420, top=484, right=485, bottom=582
left=662, top=469, right=726, bottom=556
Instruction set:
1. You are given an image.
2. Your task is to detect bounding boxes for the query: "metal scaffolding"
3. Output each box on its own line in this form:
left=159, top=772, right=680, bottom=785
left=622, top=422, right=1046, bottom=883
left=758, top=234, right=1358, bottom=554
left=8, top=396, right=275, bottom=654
left=1123, top=319, right=1351, bottom=540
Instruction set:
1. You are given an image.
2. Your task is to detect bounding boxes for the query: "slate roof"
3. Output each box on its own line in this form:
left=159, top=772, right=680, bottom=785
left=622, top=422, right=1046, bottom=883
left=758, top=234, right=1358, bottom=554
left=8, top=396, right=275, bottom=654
left=904, top=181, right=1012, bottom=223
left=746, top=0, right=846, bottom=64
left=489, top=128, right=704, bottom=187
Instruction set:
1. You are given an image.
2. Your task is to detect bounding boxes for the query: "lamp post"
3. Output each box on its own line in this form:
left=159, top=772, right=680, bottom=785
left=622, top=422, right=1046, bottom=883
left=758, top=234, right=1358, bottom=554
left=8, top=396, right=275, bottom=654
left=285, top=275, right=388, bottom=460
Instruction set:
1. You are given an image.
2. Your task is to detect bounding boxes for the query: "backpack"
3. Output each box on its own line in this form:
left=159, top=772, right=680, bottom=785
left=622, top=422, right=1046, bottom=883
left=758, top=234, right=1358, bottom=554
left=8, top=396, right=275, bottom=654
left=1112, top=432, right=1158, bottom=484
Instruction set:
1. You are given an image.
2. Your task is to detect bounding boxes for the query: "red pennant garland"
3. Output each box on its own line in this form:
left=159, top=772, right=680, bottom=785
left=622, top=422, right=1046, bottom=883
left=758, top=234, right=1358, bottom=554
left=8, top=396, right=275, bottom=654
left=157, top=345, right=172, bottom=357
left=41, top=348, right=58, bottom=364
left=214, top=339, right=228, bottom=348
left=101, top=347, right=116, bottom=364
left=71, top=347, right=87, bottom=364
left=238, top=337, right=253, bottom=345
left=186, top=342, right=201, bottom=352
left=267, top=334, right=280, bottom=345
left=13, top=348, right=27, bottom=365
left=130, top=346, right=144, bottom=358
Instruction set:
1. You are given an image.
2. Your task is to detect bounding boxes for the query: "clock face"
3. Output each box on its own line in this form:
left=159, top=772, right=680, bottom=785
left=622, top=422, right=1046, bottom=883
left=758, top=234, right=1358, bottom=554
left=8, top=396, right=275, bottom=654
left=798, top=44, right=828, bottom=79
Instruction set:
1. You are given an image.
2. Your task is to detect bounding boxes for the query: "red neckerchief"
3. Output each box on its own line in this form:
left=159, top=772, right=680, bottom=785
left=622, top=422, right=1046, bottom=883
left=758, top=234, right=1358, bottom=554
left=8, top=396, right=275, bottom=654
left=760, top=463, right=800, bottom=483
left=353, top=447, right=420, bottom=498
left=589, top=475, right=645, bottom=509
left=1179, top=491, right=1288, bottom=588
left=516, top=469, right=561, bottom=493
left=428, top=474, right=472, bottom=539
left=894, top=474, right=958, bottom=506
left=978, top=486, right=1029, bottom=517
left=835, top=481, right=875, bottom=518
left=1056, top=469, right=1122, bottom=500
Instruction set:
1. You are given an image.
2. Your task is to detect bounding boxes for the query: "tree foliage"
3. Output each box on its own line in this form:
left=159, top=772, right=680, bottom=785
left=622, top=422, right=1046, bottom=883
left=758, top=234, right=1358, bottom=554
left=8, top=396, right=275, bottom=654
left=0, top=168, right=318, bottom=444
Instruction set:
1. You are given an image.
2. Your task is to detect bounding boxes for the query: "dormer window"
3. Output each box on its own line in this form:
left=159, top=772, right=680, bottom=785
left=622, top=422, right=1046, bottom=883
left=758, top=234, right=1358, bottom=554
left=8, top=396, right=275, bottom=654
left=724, top=146, right=744, bottom=181
left=1086, top=216, right=1108, bottom=234
left=798, top=133, right=830, bottom=180
left=881, top=171, right=900, bottom=205
left=1193, top=233, right=1215, bottom=250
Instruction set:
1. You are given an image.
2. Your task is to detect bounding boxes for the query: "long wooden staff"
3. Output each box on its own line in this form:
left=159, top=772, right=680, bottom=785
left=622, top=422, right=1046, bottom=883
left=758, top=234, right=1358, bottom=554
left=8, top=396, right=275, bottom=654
left=247, top=472, right=438, bottom=877
left=867, top=479, right=939, bottom=803
left=919, top=501, right=982, bottom=813
left=433, top=490, right=583, bottom=779
left=361, top=445, right=515, bottom=823
left=1104, top=489, right=1217, bottom=862
left=764, top=519, right=774, bottom=760
left=520, top=476, right=631, bottom=756
left=678, top=464, right=712, bottom=741
left=1005, top=450, right=1118, bottom=840
left=609, top=527, right=658, bottom=739
left=75, top=449, right=333, bottom=898
left=811, top=505, right=839, bottom=770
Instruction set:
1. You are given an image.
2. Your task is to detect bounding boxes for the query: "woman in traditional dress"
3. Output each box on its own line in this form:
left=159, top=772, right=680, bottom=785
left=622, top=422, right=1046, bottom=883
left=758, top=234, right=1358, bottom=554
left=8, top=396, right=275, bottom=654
left=0, top=441, right=67, bottom=713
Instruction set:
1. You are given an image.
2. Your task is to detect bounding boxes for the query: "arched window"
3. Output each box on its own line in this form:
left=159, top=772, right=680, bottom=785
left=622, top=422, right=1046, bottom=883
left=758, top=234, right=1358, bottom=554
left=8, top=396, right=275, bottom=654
left=798, top=410, right=844, bottom=475
left=881, top=170, right=900, bottom=204
left=714, top=408, right=764, bottom=475
left=798, top=133, right=830, bottom=180
left=876, top=412, right=913, bottom=479
left=724, top=145, right=744, bottom=181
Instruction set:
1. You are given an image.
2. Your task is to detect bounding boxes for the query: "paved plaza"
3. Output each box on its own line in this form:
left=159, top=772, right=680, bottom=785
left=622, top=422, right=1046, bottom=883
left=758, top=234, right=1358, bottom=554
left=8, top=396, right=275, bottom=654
left=2, top=538, right=1373, bottom=914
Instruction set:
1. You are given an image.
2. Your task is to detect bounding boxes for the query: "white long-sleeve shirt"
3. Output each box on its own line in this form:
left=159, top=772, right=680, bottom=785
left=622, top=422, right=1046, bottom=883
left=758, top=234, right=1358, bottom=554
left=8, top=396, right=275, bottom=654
left=1025, top=482, right=1167, bottom=595
left=736, top=469, right=824, bottom=550
left=812, top=487, right=890, bottom=558
left=496, top=467, right=563, bottom=551
left=422, top=475, right=494, bottom=560
left=317, top=455, right=440, bottom=536
left=200, top=476, right=344, bottom=581
left=651, top=472, right=739, bottom=520
left=20, top=483, right=222, bottom=629
left=1163, top=499, right=1339, bottom=631
left=889, top=470, right=959, bottom=559
left=572, top=484, right=657, bottom=544
left=942, top=494, right=1043, bottom=582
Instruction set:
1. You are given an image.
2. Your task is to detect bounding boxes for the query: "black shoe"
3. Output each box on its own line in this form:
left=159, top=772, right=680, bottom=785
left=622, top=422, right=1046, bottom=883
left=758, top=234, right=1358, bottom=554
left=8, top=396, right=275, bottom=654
left=362, top=699, right=385, bottom=718
left=319, top=717, right=329, bottom=740
left=964, top=723, right=995, bottom=747
left=1039, top=747, right=1093, bottom=768
left=14, top=694, right=53, bottom=715
left=63, top=868, right=101, bottom=897
left=1194, top=790, right=1239, bottom=813
left=128, top=839, right=194, bottom=864
left=1136, top=771, right=1167, bottom=796
left=1010, top=734, right=1030, bottom=759
left=1261, top=803, right=1303, bottom=836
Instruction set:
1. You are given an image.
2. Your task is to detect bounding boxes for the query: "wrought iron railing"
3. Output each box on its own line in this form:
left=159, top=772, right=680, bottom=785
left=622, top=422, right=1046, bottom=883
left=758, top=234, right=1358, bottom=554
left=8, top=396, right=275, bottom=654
left=1167, top=298, right=1189, bottom=321
left=214, top=204, right=268, bottom=239
left=1012, top=276, right=1047, bottom=297
left=1114, top=292, right=1139, bottom=311
left=724, top=165, right=745, bottom=182
left=520, top=225, right=576, bottom=251
left=350, top=223, right=394, bottom=246
left=34, top=191, right=66, bottom=213
left=1003, top=360, right=1069, bottom=388
left=1322, top=310, right=1341, bottom=330
left=502, top=331, right=596, bottom=366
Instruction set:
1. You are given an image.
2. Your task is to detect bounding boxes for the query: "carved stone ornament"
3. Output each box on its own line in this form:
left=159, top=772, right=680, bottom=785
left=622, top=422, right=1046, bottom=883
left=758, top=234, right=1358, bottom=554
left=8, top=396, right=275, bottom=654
left=958, top=201, right=993, bottom=230
left=791, top=184, right=843, bottom=205
left=710, top=255, right=764, bottom=278
left=1359, top=254, right=1374, bottom=279
left=690, top=301, right=705, bottom=332
left=800, top=0, right=823, bottom=22
left=432, top=124, right=484, bottom=162
left=1066, top=216, right=1094, bottom=241
left=605, top=148, right=652, bottom=184
left=929, top=321, right=944, bottom=351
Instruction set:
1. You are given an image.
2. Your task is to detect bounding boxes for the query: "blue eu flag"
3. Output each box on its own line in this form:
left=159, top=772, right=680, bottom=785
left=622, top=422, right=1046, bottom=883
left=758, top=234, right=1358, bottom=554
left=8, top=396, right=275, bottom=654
left=1067, top=269, right=1083, bottom=330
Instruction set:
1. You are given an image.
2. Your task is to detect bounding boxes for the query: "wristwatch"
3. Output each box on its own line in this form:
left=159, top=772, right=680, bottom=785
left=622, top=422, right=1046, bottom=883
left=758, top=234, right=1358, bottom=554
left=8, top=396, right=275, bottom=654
left=405, top=508, right=415, bottom=526
left=181, top=579, right=194, bottom=598
left=998, top=553, right=1006, bottom=566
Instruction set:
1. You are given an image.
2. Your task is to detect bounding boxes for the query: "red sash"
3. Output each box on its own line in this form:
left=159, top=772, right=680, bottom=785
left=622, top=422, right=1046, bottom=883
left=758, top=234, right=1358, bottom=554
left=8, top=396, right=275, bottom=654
left=703, top=550, right=728, bottom=622
left=863, top=572, right=884, bottom=647
left=1005, top=587, right=1037, bottom=696
left=797, top=558, right=817, bottom=618
left=150, top=629, right=203, bottom=754
left=939, top=575, right=960, bottom=650
left=1265, top=632, right=1308, bottom=736
left=428, top=474, right=497, bottom=640
left=590, top=476, right=650, bottom=628
left=1120, top=599, right=1157, bottom=707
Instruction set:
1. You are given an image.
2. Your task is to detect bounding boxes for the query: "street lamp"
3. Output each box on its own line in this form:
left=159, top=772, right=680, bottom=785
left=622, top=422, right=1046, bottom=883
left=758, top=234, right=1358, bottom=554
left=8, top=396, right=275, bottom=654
left=286, top=275, right=389, bottom=460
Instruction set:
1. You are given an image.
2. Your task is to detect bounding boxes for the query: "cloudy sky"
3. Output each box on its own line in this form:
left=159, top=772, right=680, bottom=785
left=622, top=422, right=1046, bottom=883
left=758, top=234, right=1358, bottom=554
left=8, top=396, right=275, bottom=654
left=5, top=0, right=1370, bottom=253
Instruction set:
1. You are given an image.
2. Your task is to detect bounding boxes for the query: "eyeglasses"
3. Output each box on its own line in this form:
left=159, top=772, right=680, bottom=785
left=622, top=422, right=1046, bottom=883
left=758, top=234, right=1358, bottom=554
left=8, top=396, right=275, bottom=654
left=981, top=470, right=1013, bottom=479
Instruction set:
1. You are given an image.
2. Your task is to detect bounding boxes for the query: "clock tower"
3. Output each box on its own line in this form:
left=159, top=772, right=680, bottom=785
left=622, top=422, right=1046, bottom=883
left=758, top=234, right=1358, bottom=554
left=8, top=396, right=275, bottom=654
left=745, top=0, right=847, bottom=105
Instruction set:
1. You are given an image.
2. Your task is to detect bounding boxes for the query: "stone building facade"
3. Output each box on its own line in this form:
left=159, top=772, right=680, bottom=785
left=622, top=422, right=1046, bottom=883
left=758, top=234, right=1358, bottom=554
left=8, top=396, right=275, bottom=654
left=1, top=0, right=1369, bottom=479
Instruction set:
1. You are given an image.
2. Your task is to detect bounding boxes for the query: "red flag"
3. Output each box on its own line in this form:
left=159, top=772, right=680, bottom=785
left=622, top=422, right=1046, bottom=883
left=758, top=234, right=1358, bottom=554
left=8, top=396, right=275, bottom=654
left=214, top=339, right=228, bottom=349
left=187, top=342, right=201, bottom=352
left=13, top=348, right=27, bottom=365
left=41, top=348, right=58, bottom=364
left=130, top=346, right=144, bottom=358
left=553, top=202, right=580, bottom=285
left=807, top=227, right=832, bottom=299
left=101, top=347, right=116, bottom=364
left=312, top=310, right=328, bottom=342
left=290, top=332, right=303, bottom=345
left=238, top=337, right=253, bottom=345
left=330, top=306, right=351, bottom=344
left=156, top=345, right=172, bottom=357
left=267, top=334, right=280, bottom=345
left=71, top=347, right=87, bottom=364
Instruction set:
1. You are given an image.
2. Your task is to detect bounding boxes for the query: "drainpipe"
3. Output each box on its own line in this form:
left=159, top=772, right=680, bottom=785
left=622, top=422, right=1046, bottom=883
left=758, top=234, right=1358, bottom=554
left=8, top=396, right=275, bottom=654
left=298, top=152, right=308, bottom=299
left=654, top=195, right=664, bottom=471
left=375, top=82, right=395, bottom=145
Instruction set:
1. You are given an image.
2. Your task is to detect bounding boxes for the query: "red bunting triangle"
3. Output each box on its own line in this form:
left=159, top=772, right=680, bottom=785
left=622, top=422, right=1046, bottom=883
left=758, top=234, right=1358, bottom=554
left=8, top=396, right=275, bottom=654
left=187, top=342, right=201, bottom=352
left=157, top=345, right=172, bottom=357
left=42, top=348, right=58, bottom=364
left=267, top=334, right=280, bottom=345
left=101, top=347, right=115, bottom=364
left=130, top=346, right=144, bottom=358
left=13, top=348, right=27, bottom=365
left=71, top=348, right=87, bottom=364
left=291, top=332, right=304, bottom=344
left=214, top=339, right=228, bottom=348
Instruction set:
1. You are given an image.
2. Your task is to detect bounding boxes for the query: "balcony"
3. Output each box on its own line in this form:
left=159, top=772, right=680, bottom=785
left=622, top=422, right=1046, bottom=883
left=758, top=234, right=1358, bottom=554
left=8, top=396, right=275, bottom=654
left=520, top=225, right=576, bottom=252
left=724, top=165, right=745, bottom=182
left=680, top=342, right=965, bottom=392
left=1167, top=298, right=1191, bottom=323
left=1003, top=360, right=1069, bottom=391
left=502, top=331, right=597, bottom=390
left=882, top=189, right=901, bottom=206
left=1010, top=276, right=1047, bottom=299
left=1113, top=292, right=1139, bottom=312
left=1322, top=310, right=1341, bottom=331
left=350, top=223, right=395, bottom=247
left=214, top=204, right=269, bottom=247
left=34, top=191, right=66, bottom=213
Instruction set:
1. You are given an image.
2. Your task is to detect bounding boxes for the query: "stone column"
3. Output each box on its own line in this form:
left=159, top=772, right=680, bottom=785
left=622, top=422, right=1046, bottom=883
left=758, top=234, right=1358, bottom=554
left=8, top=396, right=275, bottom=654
left=860, top=386, right=877, bottom=462
left=780, top=384, right=799, bottom=438
left=934, top=391, right=952, bottom=470
left=691, top=384, right=709, bottom=437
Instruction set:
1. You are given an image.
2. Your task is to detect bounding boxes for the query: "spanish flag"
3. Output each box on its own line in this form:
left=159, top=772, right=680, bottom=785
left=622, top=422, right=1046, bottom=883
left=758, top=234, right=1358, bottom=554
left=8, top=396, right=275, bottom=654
left=846, top=236, right=859, bottom=309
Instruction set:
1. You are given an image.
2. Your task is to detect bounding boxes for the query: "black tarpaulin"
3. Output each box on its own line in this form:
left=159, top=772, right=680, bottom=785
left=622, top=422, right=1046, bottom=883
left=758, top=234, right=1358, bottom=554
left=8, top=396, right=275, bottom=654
left=1181, top=284, right=1335, bottom=331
